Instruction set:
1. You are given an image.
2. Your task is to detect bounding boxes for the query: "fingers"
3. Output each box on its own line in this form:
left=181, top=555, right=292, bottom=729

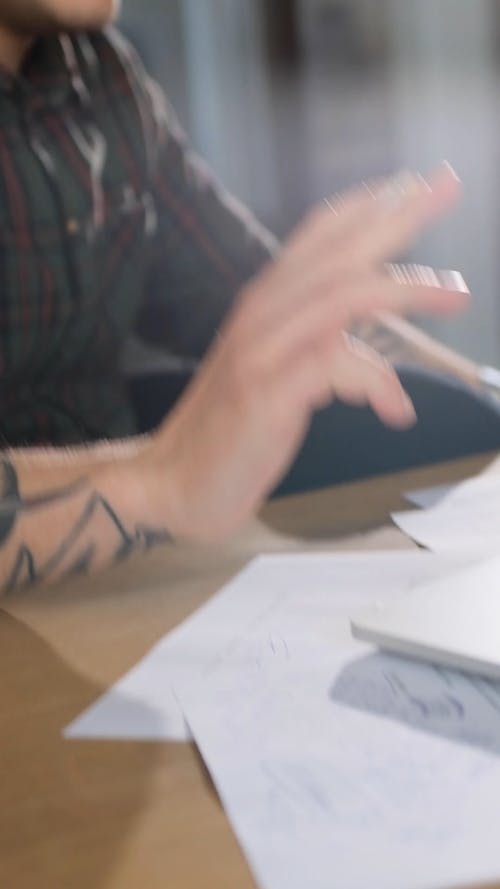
left=282, top=162, right=460, bottom=275
left=338, top=166, right=460, bottom=274
left=421, top=162, right=462, bottom=213
left=217, top=163, right=467, bottom=446
left=237, top=268, right=468, bottom=378
left=329, top=334, right=417, bottom=428
left=254, top=163, right=462, bottom=336
left=263, top=332, right=415, bottom=435
left=282, top=179, right=383, bottom=268
left=336, top=265, right=469, bottom=325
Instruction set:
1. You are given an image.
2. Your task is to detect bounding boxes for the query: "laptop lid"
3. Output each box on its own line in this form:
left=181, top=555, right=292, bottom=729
left=351, top=555, right=500, bottom=679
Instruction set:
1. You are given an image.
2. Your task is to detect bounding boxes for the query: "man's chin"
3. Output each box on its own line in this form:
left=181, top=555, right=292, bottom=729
left=3, top=1, right=121, bottom=35
left=58, top=1, right=121, bottom=31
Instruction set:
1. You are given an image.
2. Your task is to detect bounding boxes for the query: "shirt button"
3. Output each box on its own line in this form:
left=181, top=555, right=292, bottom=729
left=66, top=218, right=80, bottom=236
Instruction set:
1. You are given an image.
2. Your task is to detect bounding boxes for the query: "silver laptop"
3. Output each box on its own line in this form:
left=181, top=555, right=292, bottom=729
left=351, top=555, right=500, bottom=679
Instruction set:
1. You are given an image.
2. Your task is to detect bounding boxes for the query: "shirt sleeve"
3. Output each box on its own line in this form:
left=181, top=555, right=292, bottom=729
left=134, top=73, right=279, bottom=359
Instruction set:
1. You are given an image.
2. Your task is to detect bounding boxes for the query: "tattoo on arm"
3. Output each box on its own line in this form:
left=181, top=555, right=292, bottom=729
left=0, top=459, right=170, bottom=595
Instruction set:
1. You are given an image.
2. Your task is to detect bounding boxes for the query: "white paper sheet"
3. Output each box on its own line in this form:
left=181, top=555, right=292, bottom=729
left=394, top=475, right=500, bottom=552
left=66, top=557, right=281, bottom=740
left=65, top=552, right=466, bottom=742
left=176, top=554, right=500, bottom=889
left=404, top=482, right=455, bottom=509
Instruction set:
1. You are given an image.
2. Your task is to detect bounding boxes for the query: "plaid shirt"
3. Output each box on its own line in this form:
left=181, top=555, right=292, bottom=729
left=0, top=28, right=275, bottom=446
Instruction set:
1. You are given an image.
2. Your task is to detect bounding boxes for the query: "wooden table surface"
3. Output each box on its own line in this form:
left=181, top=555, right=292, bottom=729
left=1, top=452, right=499, bottom=889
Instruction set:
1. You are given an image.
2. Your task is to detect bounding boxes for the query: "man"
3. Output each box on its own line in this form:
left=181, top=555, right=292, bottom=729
left=0, top=0, right=494, bottom=595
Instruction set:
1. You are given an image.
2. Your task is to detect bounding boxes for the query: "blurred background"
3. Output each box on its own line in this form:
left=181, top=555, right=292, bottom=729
left=121, top=0, right=500, bottom=365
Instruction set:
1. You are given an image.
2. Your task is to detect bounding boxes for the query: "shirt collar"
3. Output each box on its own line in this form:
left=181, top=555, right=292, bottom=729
left=0, top=34, right=84, bottom=107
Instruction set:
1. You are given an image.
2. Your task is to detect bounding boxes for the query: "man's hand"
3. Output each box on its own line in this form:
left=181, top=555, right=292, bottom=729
left=146, top=164, right=468, bottom=542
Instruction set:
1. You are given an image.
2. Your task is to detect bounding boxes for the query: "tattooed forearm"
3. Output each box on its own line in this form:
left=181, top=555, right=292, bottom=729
left=0, top=459, right=86, bottom=543
left=0, top=458, right=170, bottom=595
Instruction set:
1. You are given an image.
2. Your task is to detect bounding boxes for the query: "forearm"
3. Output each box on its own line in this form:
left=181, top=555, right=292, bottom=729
left=0, top=440, right=169, bottom=597
left=0, top=166, right=467, bottom=596
left=353, top=313, right=479, bottom=385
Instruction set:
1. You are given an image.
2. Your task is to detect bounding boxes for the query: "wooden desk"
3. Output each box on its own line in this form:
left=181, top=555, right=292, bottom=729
left=1, top=453, right=498, bottom=889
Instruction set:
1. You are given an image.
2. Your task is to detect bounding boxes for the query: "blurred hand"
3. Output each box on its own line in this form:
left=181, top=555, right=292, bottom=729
left=147, top=163, right=468, bottom=542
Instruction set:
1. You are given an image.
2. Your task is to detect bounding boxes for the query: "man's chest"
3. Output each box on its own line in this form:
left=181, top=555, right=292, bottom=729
left=0, top=92, right=156, bottom=379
